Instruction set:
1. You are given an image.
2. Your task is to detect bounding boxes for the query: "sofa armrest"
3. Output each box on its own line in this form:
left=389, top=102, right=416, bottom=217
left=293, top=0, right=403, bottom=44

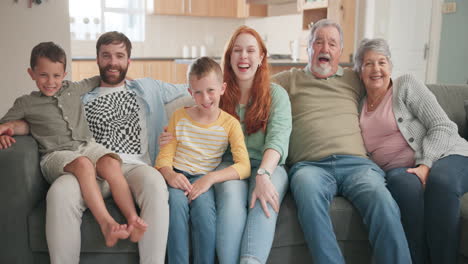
left=0, top=136, right=48, bottom=263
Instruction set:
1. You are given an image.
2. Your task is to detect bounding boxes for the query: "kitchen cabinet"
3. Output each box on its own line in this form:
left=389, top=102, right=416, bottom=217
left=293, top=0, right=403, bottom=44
left=146, top=61, right=174, bottom=83
left=71, top=61, right=99, bottom=81
left=153, top=0, right=185, bottom=15
left=71, top=60, right=175, bottom=83
left=299, top=0, right=356, bottom=63
left=237, top=2, right=268, bottom=17
left=153, top=0, right=266, bottom=18
left=172, top=63, right=190, bottom=84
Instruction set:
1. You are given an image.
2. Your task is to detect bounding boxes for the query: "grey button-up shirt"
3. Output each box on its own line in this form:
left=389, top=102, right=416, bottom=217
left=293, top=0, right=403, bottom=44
left=1, top=76, right=101, bottom=154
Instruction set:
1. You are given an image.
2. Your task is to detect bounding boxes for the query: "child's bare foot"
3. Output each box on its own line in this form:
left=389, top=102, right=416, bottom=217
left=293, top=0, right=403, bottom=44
left=102, top=223, right=130, bottom=247
left=128, top=217, right=148, bottom=243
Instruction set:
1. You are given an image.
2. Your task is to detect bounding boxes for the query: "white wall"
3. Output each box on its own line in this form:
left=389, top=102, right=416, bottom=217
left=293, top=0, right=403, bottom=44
left=0, top=0, right=71, bottom=117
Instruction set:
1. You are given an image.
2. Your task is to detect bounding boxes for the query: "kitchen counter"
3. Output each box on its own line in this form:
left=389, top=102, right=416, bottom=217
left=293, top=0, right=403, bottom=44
left=72, top=57, right=309, bottom=67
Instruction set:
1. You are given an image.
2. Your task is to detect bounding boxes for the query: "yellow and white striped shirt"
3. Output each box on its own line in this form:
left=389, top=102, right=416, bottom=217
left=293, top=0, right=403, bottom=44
left=156, top=108, right=250, bottom=179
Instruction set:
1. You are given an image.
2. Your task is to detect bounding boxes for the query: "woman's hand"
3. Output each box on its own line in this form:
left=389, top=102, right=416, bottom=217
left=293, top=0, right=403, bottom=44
left=250, top=174, right=279, bottom=218
left=159, top=126, right=174, bottom=148
left=188, top=175, right=214, bottom=202
left=407, top=164, right=430, bottom=186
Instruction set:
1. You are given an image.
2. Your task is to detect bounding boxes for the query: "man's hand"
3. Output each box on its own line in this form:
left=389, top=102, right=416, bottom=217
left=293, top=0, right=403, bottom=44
left=188, top=175, right=213, bottom=202
left=166, top=171, right=192, bottom=193
left=159, top=126, right=174, bottom=148
left=250, top=174, right=280, bottom=218
left=0, top=134, right=16, bottom=149
left=407, top=164, right=430, bottom=186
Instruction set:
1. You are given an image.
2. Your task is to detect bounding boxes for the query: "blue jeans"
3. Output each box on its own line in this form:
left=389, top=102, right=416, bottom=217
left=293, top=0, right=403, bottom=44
left=386, top=167, right=426, bottom=264
left=167, top=170, right=216, bottom=264
left=215, top=159, right=289, bottom=264
left=289, top=155, right=411, bottom=264
left=387, top=155, right=468, bottom=264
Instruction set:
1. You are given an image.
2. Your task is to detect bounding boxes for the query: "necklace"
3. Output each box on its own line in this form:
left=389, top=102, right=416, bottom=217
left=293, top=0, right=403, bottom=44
left=367, top=91, right=386, bottom=110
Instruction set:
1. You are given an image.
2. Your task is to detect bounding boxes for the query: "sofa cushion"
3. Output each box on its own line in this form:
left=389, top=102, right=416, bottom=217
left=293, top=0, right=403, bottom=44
left=272, top=193, right=370, bottom=247
left=426, top=84, right=468, bottom=138
left=465, top=100, right=468, bottom=140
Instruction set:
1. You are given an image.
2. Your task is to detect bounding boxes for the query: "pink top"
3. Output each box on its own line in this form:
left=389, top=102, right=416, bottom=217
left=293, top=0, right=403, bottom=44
left=360, top=87, right=415, bottom=171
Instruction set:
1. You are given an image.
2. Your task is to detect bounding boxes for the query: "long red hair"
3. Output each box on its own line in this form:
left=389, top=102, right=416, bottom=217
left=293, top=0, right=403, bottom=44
left=220, top=26, right=271, bottom=135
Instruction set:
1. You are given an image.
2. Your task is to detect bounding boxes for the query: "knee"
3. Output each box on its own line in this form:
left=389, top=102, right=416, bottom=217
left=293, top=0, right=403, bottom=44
left=191, top=199, right=216, bottom=224
left=65, top=156, right=93, bottom=172
left=426, top=171, right=454, bottom=192
left=215, top=181, right=247, bottom=211
left=290, top=174, right=326, bottom=201
left=386, top=173, right=423, bottom=197
left=169, top=189, right=189, bottom=210
left=142, top=171, right=169, bottom=200
left=367, top=186, right=400, bottom=214
left=96, top=155, right=119, bottom=173
left=46, top=174, right=84, bottom=211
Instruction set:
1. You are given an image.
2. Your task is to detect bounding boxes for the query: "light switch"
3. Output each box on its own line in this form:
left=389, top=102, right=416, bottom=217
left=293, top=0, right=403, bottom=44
left=442, top=2, right=457, bottom=14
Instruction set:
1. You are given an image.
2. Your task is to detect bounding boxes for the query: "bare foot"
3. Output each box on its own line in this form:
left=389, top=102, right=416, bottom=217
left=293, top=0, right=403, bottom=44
left=128, top=217, right=148, bottom=243
left=102, top=223, right=130, bottom=247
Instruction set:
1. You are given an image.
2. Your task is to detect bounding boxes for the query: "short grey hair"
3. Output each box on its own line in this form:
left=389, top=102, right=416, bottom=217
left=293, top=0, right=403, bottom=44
left=308, top=19, right=344, bottom=52
left=353, top=38, right=393, bottom=74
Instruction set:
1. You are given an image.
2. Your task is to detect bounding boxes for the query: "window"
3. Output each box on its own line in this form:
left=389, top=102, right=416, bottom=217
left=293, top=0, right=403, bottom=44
left=69, top=0, right=146, bottom=41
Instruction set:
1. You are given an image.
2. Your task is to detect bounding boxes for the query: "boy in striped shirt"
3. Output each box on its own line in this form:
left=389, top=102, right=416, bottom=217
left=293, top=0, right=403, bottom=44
left=155, top=57, right=250, bottom=264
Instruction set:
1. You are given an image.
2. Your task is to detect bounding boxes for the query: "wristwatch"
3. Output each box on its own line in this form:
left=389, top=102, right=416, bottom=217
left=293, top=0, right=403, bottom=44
left=257, top=168, right=271, bottom=178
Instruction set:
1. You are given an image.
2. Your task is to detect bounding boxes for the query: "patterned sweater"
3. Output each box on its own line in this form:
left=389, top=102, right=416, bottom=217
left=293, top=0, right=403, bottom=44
left=388, top=74, right=468, bottom=168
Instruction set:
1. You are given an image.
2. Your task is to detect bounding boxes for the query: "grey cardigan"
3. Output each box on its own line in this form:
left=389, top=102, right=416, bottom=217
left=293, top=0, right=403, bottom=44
left=390, top=74, right=468, bottom=168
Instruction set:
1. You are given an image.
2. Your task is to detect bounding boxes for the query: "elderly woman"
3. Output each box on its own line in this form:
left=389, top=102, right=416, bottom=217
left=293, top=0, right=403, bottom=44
left=354, top=38, right=468, bottom=264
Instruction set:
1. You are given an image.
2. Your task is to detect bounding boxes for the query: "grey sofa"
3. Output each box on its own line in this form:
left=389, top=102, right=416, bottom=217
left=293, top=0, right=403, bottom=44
left=1, top=83, right=468, bottom=264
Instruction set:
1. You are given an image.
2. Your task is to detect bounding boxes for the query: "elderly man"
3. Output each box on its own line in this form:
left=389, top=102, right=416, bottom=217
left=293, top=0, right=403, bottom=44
left=273, top=19, right=411, bottom=264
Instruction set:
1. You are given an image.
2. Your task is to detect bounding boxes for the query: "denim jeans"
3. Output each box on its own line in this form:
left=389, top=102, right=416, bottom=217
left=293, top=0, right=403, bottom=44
left=386, top=167, right=426, bottom=264
left=167, top=170, right=216, bottom=264
left=387, top=154, right=468, bottom=264
left=289, top=155, right=411, bottom=264
left=215, top=159, right=289, bottom=264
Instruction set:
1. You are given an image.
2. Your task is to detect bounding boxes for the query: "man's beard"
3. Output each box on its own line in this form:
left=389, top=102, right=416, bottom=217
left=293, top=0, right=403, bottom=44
left=99, top=65, right=128, bottom=85
left=311, top=63, right=332, bottom=76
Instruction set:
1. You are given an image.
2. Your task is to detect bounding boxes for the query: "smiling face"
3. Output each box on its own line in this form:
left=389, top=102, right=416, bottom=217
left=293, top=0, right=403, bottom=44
left=28, top=57, right=67, bottom=97
left=309, top=26, right=342, bottom=78
left=230, top=33, right=264, bottom=88
left=360, top=50, right=392, bottom=92
left=97, top=42, right=130, bottom=87
left=189, top=71, right=226, bottom=115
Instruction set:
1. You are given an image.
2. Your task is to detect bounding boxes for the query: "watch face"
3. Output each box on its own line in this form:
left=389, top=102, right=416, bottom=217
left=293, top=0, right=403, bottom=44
left=257, top=168, right=265, bottom=175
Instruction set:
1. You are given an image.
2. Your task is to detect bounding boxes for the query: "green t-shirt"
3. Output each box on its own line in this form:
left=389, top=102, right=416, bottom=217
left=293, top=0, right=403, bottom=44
left=236, top=83, right=292, bottom=165
left=273, top=66, right=367, bottom=166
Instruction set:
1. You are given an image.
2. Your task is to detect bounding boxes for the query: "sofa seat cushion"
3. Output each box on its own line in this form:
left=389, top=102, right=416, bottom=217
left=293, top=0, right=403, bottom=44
left=272, top=192, right=370, bottom=248
left=29, top=199, right=138, bottom=253
left=465, top=100, right=468, bottom=139
left=459, top=193, right=468, bottom=257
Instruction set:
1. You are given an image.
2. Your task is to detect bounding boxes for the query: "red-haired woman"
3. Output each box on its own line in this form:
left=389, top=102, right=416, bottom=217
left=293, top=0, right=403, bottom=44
left=215, top=25, right=292, bottom=264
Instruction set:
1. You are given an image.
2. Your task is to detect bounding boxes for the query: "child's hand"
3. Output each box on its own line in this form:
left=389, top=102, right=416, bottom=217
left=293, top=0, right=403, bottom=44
left=188, top=175, right=213, bottom=202
left=167, top=171, right=192, bottom=192
left=0, top=134, right=16, bottom=149
left=159, top=127, right=174, bottom=148
left=0, top=126, right=14, bottom=136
